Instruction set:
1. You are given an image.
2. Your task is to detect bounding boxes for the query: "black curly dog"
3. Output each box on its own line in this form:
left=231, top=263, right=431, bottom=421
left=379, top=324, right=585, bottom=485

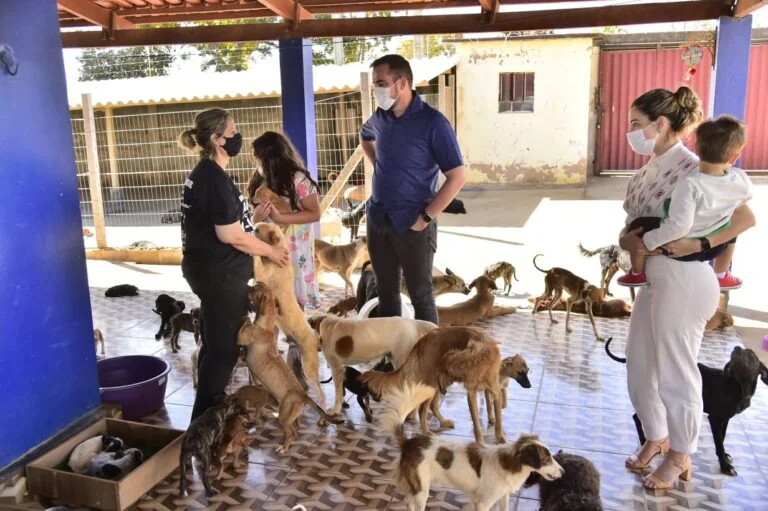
left=606, top=339, right=768, bottom=476
left=320, top=359, right=393, bottom=422
left=153, top=293, right=185, bottom=340
left=525, top=450, right=603, bottom=510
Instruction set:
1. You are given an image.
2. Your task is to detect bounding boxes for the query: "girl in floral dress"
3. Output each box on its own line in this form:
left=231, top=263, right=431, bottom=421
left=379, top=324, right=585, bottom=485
left=247, top=131, right=321, bottom=309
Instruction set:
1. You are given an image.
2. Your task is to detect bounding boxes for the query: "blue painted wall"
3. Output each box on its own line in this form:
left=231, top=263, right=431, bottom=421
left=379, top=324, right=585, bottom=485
left=711, top=15, right=753, bottom=119
left=0, top=0, right=101, bottom=468
left=278, top=38, right=319, bottom=181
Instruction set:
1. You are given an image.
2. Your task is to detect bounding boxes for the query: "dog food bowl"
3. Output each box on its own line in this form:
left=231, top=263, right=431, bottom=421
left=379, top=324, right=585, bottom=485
left=762, top=335, right=768, bottom=351
left=97, top=355, right=171, bottom=420
left=357, top=294, right=415, bottom=320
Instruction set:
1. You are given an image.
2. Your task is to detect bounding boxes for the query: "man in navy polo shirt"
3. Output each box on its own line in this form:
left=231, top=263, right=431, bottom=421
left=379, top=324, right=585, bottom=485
left=359, top=54, right=466, bottom=324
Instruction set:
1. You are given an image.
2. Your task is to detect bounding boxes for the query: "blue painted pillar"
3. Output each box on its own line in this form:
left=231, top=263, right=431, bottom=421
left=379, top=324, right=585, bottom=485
left=278, top=38, right=318, bottom=182
left=710, top=15, right=753, bottom=119
left=0, top=0, right=101, bottom=468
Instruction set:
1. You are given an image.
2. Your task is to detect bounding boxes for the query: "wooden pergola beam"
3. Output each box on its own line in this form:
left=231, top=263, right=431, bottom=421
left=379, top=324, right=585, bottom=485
left=307, top=0, right=478, bottom=13
left=479, top=0, right=499, bottom=23
left=259, top=0, right=313, bottom=19
left=57, top=0, right=134, bottom=30
left=733, top=0, right=768, bottom=17
left=61, top=0, right=730, bottom=47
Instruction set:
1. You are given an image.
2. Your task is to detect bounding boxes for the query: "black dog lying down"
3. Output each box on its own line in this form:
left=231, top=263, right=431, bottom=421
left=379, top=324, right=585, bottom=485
left=153, top=293, right=185, bottom=340
left=525, top=450, right=603, bottom=511
left=104, top=284, right=139, bottom=298
left=606, top=339, right=768, bottom=476
left=320, top=359, right=393, bottom=422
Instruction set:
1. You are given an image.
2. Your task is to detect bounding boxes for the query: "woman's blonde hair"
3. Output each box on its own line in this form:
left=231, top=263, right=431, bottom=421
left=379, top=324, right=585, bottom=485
left=632, top=86, right=703, bottom=134
left=178, top=107, right=231, bottom=160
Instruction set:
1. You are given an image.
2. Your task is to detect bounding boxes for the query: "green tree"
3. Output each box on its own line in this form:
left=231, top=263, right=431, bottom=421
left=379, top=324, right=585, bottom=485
left=397, top=35, right=456, bottom=59
left=77, top=46, right=177, bottom=81
left=594, top=26, right=627, bottom=34
left=194, top=19, right=276, bottom=72
left=312, top=13, right=392, bottom=65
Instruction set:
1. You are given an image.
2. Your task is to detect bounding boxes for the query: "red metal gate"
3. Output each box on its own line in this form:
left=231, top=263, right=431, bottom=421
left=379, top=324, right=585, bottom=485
left=597, top=44, right=768, bottom=172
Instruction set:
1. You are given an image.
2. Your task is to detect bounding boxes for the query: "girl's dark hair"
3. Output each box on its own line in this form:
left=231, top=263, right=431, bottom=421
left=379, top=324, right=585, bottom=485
left=632, top=86, right=703, bottom=134
left=246, top=131, right=319, bottom=211
left=178, top=107, right=230, bottom=160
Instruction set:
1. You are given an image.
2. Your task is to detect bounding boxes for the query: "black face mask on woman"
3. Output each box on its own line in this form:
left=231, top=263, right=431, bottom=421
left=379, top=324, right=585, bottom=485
left=222, top=133, right=243, bottom=157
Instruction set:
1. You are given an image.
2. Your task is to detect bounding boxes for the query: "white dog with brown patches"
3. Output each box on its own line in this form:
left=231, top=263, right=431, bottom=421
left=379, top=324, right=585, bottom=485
left=308, top=314, right=437, bottom=415
left=384, top=384, right=564, bottom=511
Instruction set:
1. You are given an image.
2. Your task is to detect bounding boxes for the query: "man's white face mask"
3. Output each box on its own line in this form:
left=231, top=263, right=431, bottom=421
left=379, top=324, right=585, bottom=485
left=374, top=78, right=401, bottom=111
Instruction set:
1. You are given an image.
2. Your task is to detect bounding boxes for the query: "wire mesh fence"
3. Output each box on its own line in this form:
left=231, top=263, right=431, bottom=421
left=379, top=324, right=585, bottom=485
left=73, top=85, right=446, bottom=248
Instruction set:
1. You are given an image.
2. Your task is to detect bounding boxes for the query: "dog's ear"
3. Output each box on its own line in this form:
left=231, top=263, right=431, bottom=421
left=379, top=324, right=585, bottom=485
left=519, top=443, right=547, bottom=470
left=445, top=268, right=455, bottom=276
left=273, top=296, right=281, bottom=315
left=267, top=229, right=279, bottom=246
left=308, top=315, right=325, bottom=332
left=487, top=278, right=498, bottom=291
left=468, top=277, right=479, bottom=290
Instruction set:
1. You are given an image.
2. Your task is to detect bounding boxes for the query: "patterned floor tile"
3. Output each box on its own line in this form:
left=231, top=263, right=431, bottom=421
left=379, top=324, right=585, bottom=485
left=19, top=284, right=761, bottom=511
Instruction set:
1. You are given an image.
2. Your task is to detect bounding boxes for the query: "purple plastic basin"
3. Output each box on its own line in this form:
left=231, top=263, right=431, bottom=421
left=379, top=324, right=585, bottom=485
left=97, top=355, right=171, bottom=420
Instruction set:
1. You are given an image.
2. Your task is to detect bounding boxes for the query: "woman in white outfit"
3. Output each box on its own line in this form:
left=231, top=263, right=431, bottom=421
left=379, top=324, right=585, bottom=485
left=619, top=87, right=756, bottom=489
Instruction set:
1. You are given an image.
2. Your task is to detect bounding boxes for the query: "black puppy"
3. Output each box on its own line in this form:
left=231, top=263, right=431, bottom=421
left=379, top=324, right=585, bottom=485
left=443, top=198, right=467, bottom=215
left=606, top=340, right=768, bottom=476
left=179, top=395, right=243, bottom=497
left=355, top=260, right=379, bottom=314
left=105, top=284, right=139, bottom=298
left=341, top=200, right=367, bottom=242
left=320, top=359, right=393, bottom=422
left=524, top=450, right=603, bottom=511
left=153, top=293, right=185, bottom=340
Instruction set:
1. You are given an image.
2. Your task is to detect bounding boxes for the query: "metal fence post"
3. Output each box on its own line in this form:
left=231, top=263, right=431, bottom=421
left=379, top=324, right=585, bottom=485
left=360, top=71, right=373, bottom=199
left=82, top=93, right=107, bottom=249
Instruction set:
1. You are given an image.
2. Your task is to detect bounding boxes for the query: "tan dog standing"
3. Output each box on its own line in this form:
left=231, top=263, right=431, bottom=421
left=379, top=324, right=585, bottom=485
left=532, top=255, right=606, bottom=342
left=238, top=283, right=342, bottom=453
left=314, top=237, right=368, bottom=296
left=251, top=222, right=324, bottom=406
left=485, top=355, right=532, bottom=426
left=437, top=276, right=517, bottom=327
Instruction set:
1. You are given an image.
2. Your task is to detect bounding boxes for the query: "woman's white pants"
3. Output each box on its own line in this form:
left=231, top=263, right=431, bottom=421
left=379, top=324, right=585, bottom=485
left=626, top=256, right=720, bottom=453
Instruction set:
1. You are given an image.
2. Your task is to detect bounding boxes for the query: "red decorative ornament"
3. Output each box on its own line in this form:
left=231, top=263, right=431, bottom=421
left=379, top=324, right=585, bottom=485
left=689, top=68, right=697, bottom=76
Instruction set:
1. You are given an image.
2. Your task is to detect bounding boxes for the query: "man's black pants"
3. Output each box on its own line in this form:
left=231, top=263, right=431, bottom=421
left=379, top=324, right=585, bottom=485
left=366, top=217, right=438, bottom=324
left=184, top=269, right=251, bottom=420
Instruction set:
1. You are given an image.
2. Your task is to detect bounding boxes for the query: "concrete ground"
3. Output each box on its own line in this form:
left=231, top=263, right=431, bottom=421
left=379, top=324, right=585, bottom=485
left=85, top=174, right=768, bottom=363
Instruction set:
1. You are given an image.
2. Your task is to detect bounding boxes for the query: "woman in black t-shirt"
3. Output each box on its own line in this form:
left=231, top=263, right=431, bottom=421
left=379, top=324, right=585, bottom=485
left=178, top=107, right=289, bottom=420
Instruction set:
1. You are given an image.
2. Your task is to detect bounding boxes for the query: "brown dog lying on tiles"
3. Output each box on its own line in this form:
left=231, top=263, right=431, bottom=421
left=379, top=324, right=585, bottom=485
left=529, top=296, right=632, bottom=319
left=532, top=255, right=606, bottom=342
left=314, top=236, right=368, bottom=296
left=437, top=276, right=517, bottom=327
left=251, top=222, right=324, bottom=406
left=362, top=326, right=507, bottom=444
left=403, top=267, right=472, bottom=297
left=238, top=282, right=342, bottom=453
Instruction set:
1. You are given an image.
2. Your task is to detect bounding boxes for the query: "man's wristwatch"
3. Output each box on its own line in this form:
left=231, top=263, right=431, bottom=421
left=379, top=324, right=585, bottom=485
left=698, top=237, right=711, bottom=251
left=420, top=210, right=433, bottom=224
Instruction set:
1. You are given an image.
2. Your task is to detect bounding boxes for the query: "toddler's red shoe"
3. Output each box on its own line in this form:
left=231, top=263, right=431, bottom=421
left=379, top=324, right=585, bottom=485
left=618, top=272, right=647, bottom=287
left=718, top=273, right=742, bottom=290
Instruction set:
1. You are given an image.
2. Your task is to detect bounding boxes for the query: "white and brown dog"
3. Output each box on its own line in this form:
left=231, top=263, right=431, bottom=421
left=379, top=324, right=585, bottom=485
left=308, top=314, right=437, bottom=415
left=384, top=384, right=564, bottom=511
left=251, top=222, right=324, bottom=405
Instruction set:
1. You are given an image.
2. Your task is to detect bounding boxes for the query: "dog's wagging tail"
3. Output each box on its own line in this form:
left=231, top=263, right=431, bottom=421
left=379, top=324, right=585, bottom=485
left=604, top=337, right=626, bottom=363
left=533, top=254, right=549, bottom=274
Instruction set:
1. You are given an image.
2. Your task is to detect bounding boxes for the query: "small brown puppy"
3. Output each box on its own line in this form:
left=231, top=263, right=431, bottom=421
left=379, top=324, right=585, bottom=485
left=252, top=185, right=291, bottom=229
left=483, top=261, right=519, bottom=295
left=438, top=276, right=516, bottom=327
left=169, top=307, right=201, bottom=353
left=485, top=355, right=532, bottom=426
left=234, top=384, right=279, bottom=422
left=314, top=237, right=368, bottom=296
left=93, top=328, right=105, bottom=355
left=238, top=283, right=342, bottom=453
left=532, top=255, right=606, bottom=342
left=214, top=413, right=252, bottom=478
left=327, top=296, right=358, bottom=317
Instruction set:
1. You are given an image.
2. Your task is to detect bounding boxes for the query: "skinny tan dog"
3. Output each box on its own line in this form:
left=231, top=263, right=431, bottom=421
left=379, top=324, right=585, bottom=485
left=485, top=355, right=532, bottom=426
left=251, top=222, right=324, bottom=406
left=93, top=328, right=105, bottom=355
left=327, top=296, right=358, bottom=317
left=402, top=268, right=471, bottom=297
left=532, top=255, right=606, bottom=342
left=483, top=261, right=519, bottom=295
left=361, top=327, right=506, bottom=444
left=314, top=237, right=368, bottom=296
left=437, top=276, right=517, bottom=327
left=214, top=413, right=252, bottom=478
left=238, top=283, right=342, bottom=453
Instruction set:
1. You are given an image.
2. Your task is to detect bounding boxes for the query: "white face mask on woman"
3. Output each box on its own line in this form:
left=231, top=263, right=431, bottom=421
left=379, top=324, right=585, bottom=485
left=374, top=79, right=401, bottom=111
left=626, top=123, right=657, bottom=155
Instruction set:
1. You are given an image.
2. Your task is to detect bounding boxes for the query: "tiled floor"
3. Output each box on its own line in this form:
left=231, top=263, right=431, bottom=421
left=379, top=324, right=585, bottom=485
left=26, top=284, right=768, bottom=510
